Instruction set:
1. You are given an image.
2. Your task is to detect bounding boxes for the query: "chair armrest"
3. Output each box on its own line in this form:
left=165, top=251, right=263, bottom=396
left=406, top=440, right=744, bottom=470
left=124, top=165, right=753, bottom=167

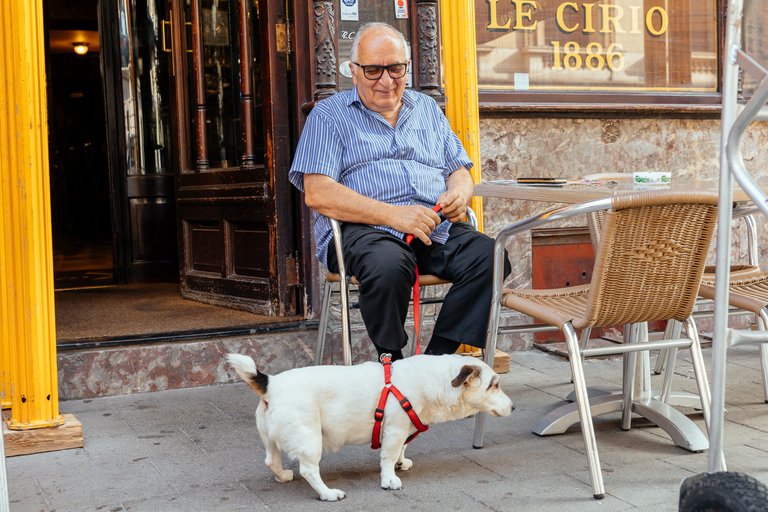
left=466, top=205, right=478, bottom=230
left=733, top=206, right=759, bottom=268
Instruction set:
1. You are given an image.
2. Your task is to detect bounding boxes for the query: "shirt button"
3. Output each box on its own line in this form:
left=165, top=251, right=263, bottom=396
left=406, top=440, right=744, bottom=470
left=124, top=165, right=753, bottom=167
left=401, top=150, right=406, bottom=155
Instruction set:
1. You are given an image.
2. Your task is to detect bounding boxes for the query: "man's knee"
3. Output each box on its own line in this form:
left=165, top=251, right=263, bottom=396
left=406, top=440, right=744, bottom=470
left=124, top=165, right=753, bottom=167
left=357, top=250, right=416, bottom=286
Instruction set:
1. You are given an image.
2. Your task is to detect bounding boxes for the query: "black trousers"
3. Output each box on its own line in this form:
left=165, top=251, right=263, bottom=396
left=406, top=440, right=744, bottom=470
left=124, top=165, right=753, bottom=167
left=326, top=222, right=510, bottom=352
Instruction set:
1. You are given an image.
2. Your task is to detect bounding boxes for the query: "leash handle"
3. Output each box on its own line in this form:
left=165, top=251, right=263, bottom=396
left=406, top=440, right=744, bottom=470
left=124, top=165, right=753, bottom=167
left=404, top=204, right=442, bottom=356
left=404, top=204, right=443, bottom=245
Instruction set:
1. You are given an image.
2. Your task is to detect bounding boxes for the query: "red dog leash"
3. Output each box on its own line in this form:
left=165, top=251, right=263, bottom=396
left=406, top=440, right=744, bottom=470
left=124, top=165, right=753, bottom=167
left=404, top=204, right=442, bottom=355
left=371, top=355, right=429, bottom=449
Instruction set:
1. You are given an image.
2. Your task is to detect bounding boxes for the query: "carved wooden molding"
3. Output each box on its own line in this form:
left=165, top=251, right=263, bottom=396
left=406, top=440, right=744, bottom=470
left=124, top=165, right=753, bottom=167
left=416, top=0, right=440, bottom=96
left=313, top=1, right=337, bottom=101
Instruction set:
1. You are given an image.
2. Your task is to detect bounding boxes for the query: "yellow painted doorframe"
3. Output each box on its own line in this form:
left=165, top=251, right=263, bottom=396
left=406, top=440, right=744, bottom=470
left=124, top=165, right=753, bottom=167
left=0, top=0, right=63, bottom=429
left=440, top=0, right=484, bottom=356
left=440, top=0, right=483, bottom=232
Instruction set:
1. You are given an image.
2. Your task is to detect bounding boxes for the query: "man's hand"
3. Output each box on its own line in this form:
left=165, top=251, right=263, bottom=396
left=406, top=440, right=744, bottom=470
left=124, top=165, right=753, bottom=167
left=304, top=174, right=440, bottom=244
left=437, top=167, right=474, bottom=223
left=390, top=205, right=441, bottom=245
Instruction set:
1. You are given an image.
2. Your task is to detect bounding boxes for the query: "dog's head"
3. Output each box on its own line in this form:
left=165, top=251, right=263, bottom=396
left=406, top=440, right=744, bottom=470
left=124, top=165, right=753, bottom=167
left=451, top=361, right=514, bottom=417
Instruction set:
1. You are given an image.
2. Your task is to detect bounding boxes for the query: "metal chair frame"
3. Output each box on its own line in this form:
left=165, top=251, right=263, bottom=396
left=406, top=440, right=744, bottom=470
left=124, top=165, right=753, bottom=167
left=473, top=192, right=720, bottom=499
left=314, top=208, right=478, bottom=366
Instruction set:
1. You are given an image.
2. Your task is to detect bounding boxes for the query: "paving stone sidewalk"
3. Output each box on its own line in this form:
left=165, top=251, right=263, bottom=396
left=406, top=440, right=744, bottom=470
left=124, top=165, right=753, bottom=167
left=7, top=346, right=768, bottom=511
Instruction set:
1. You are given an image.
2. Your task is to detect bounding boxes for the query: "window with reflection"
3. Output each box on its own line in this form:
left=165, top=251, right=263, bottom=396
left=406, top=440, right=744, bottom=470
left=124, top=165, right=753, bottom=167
left=475, top=0, right=718, bottom=94
left=184, top=0, right=264, bottom=169
left=119, top=0, right=173, bottom=175
left=337, top=0, right=414, bottom=90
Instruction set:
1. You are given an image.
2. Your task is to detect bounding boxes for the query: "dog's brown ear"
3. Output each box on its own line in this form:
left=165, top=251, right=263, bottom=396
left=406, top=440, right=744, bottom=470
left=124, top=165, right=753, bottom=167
left=451, top=365, right=482, bottom=388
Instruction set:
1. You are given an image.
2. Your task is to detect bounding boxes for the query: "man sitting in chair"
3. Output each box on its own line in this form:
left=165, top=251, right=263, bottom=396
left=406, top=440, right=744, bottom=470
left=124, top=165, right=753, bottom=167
left=289, top=22, right=508, bottom=361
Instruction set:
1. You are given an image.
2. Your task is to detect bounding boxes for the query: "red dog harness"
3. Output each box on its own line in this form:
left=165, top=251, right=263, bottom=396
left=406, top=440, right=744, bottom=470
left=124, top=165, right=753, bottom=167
left=371, top=356, right=429, bottom=449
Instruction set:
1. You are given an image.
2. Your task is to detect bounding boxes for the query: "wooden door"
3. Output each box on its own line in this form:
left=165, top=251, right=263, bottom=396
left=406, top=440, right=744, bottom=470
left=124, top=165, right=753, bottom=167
left=169, top=0, right=298, bottom=316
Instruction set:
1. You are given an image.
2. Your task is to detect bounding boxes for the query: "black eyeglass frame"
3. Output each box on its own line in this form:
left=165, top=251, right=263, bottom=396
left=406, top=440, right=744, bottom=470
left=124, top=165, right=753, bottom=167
left=352, top=61, right=409, bottom=80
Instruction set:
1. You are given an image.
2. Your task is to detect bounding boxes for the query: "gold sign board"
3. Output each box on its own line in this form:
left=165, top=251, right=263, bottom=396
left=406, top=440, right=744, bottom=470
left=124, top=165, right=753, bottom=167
left=475, top=0, right=718, bottom=92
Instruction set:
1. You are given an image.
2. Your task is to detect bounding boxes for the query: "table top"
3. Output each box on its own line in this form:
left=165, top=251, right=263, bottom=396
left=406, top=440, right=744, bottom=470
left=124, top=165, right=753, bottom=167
left=474, top=179, right=756, bottom=204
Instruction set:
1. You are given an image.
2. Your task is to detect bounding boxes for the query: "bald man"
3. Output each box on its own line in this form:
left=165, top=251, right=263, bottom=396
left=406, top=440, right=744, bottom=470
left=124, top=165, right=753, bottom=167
left=289, top=22, right=509, bottom=361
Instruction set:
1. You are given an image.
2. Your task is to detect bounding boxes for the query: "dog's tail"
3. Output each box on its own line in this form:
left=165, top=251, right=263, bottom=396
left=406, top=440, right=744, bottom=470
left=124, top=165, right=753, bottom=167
left=226, top=353, right=269, bottom=396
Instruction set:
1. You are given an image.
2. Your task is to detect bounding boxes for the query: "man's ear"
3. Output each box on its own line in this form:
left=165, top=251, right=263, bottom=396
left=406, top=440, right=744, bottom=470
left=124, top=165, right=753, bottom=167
left=451, top=365, right=481, bottom=388
left=349, top=62, right=357, bottom=86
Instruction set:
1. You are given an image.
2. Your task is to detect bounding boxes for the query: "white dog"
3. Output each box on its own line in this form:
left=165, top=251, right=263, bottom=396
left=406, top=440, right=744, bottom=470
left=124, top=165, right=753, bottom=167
left=227, top=353, right=513, bottom=501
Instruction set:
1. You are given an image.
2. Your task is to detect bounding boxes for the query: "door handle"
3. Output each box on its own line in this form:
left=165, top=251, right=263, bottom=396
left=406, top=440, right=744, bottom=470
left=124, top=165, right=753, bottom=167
left=162, top=18, right=172, bottom=52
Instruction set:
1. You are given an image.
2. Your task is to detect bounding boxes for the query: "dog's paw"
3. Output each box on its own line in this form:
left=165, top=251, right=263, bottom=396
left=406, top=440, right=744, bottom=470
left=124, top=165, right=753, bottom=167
left=381, top=475, right=403, bottom=490
left=318, top=489, right=346, bottom=501
left=274, top=469, right=294, bottom=483
left=395, top=458, right=413, bottom=471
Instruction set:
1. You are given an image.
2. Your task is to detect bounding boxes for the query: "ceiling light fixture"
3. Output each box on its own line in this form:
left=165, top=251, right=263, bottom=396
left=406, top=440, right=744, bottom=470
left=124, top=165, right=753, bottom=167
left=72, top=42, right=89, bottom=55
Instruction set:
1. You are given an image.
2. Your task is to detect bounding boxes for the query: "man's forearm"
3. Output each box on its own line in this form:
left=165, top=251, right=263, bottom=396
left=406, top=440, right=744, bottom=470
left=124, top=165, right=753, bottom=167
left=303, top=173, right=442, bottom=244
left=445, top=167, right=475, bottom=204
left=304, top=174, right=393, bottom=226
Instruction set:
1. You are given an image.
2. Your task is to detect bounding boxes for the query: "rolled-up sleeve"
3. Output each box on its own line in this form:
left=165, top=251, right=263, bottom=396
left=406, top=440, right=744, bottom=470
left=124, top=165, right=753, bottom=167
left=288, top=110, right=344, bottom=192
left=440, top=112, right=474, bottom=179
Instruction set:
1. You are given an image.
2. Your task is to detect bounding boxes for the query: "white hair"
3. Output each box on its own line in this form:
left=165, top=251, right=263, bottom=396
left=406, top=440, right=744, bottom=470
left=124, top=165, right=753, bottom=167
left=350, top=22, right=407, bottom=63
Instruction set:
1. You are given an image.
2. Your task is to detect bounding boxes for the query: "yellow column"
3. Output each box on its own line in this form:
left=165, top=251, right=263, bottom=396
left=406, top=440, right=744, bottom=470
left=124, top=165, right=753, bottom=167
left=441, top=0, right=484, bottom=356
left=0, top=0, right=64, bottom=429
left=440, top=0, right=483, bottom=232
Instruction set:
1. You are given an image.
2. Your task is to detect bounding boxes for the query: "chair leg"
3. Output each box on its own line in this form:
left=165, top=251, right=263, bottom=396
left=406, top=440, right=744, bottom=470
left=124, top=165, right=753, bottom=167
left=339, top=277, right=353, bottom=366
left=758, top=310, right=768, bottom=403
left=579, top=327, right=592, bottom=350
left=655, top=320, right=679, bottom=374
left=563, top=322, right=605, bottom=499
left=621, top=323, right=640, bottom=431
left=473, top=289, right=503, bottom=449
left=314, top=280, right=334, bottom=365
left=684, top=317, right=712, bottom=435
left=658, top=321, right=682, bottom=402
left=760, top=344, right=768, bottom=404
left=659, top=348, right=679, bottom=403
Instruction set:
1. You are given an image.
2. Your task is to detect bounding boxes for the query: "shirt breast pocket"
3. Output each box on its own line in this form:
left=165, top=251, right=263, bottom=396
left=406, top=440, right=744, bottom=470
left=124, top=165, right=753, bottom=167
left=410, top=128, right=442, bottom=167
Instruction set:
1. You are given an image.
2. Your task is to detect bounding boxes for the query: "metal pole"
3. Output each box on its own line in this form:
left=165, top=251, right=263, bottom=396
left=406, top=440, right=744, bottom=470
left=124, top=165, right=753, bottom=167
left=709, top=0, right=744, bottom=473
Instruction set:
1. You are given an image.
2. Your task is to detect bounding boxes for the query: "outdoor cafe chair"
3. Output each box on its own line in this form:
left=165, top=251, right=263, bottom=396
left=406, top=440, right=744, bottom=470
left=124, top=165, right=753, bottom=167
left=315, top=208, right=478, bottom=366
left=698, top=269, right=768, bottom=403
left=652, top=207, right=764, bottom=403
left=473, top=189, right=718, bottom=499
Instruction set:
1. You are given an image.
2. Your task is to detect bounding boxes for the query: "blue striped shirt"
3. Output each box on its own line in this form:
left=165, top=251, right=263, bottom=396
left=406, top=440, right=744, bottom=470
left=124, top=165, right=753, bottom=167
left=288, top=87, right=473, bottom=267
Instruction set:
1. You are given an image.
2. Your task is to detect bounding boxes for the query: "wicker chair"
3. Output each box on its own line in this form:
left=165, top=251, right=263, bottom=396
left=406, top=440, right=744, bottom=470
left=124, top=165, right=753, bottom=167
left=699, top=270, right=768, bottom=402
left=653, top=207, right=760, bottom=392
left=315, top=208, right=477, bottom=366
left=474, top=190, right=719, bottom=499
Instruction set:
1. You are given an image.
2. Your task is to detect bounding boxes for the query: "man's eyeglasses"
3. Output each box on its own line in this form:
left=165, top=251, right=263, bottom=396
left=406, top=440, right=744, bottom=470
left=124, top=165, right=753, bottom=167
left=353, top=62, right=408, bottom=81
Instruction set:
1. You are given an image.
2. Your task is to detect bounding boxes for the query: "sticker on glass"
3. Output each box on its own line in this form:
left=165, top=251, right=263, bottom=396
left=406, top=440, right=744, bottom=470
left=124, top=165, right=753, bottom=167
left=340, top=0, right=358, bottom=21
left=394, top=0, right=408, bottom=19
left=340, top=61, right=353, bottom=79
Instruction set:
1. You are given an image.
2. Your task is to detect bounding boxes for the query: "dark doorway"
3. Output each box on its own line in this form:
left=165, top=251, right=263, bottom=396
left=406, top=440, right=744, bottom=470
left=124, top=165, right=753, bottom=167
left=45, top=0, right=305, bottom=347
left=46, top=0, right=113, bottom=290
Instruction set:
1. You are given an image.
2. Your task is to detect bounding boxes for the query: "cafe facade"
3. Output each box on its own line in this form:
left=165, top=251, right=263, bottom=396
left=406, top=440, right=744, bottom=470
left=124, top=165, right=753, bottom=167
left=3, top=0, right=768, bottom=414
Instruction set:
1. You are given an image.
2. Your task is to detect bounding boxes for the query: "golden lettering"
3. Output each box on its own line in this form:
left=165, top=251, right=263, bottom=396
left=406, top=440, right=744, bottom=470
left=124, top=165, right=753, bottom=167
left=646, top=6, right=668, bottom=36
left=599, top=4, right=625, bottom=34
left=512, top=0, right=538, bottom=31
left=582, top=3, right=596, bottom=33
left=629, top=5, right=642, bottom=34
left=486, top=0, right=512, bottom=31
left=556, top=2, right=579, bottom=33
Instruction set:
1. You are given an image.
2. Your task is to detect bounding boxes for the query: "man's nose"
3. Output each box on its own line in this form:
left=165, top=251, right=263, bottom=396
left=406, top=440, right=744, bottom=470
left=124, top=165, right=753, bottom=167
left=378, top=70, right=394, bottom=86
